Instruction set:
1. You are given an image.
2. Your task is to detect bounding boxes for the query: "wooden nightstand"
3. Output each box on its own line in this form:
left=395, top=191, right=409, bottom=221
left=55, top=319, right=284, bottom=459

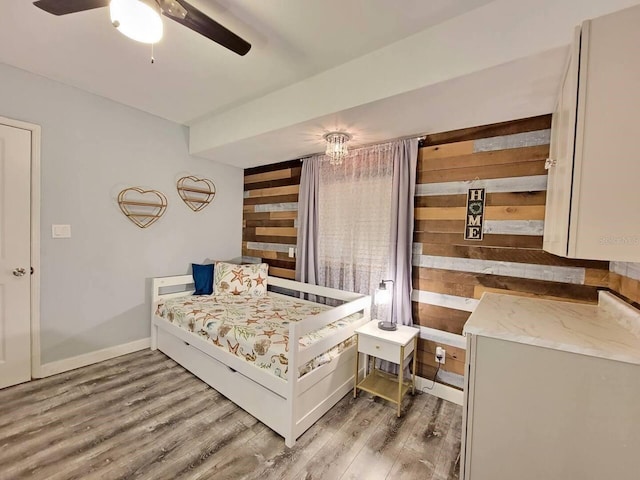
left=353, top=321, right=419, bottom=417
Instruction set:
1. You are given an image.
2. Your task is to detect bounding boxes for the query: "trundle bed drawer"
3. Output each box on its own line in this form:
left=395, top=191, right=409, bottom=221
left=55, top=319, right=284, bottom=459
left=156, top=328, right=289, bottom=433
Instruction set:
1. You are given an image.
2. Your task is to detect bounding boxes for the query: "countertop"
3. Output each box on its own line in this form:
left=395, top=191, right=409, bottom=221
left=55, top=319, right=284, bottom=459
left=463, top=291, right=640, bottom=365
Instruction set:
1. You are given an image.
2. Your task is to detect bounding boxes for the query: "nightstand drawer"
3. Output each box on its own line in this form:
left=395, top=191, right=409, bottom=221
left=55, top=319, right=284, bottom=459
left=358, top=335, right=399, bottom=363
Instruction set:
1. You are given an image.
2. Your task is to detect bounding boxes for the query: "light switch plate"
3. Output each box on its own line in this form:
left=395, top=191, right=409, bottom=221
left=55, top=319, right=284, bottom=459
left=288, top=247, right=296, bottom=258
left=52, top=224, right=71, bottom=238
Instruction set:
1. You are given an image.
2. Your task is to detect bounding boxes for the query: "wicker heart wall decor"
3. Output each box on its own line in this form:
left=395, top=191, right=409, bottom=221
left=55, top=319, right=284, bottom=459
left=176, top=176, right=216, bottom=212
left=117, top=187, right=168, bottom=228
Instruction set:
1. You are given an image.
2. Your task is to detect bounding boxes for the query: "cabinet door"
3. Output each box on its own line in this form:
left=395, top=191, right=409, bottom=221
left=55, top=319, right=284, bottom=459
left=571, top=8, right=640, bottom=261
left=460, top=334, right=476, bottom=480
left=466, top=336, right=640, bottom=480
left=543, top=29, right=580, bottom=257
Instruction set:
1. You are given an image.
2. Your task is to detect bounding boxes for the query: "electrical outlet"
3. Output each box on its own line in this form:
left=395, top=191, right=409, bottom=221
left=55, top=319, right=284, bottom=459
left=435, top=346, right=446, bottom=365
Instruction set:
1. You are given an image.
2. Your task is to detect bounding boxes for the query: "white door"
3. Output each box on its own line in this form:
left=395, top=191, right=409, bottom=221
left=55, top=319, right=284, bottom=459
left=0, top=123, right=31, bottom=389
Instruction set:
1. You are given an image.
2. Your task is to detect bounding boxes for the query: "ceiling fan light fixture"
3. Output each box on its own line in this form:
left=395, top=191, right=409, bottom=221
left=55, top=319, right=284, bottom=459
left=110, top=0, right=163, bottom=44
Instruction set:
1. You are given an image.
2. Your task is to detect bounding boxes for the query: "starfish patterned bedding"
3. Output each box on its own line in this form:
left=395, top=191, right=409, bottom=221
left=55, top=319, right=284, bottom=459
left=155, top=293, right=359, bottom=379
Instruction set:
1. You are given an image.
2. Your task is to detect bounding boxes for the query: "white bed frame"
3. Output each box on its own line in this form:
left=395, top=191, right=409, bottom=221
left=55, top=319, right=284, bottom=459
left=150, top=274, right=371, bottom=447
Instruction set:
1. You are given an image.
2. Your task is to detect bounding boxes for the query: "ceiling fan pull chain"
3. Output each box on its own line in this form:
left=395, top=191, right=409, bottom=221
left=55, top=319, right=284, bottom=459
left=151, top=43, right=155, bottom=64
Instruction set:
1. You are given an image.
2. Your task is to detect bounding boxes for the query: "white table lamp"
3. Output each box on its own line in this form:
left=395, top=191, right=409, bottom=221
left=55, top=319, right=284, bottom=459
left=375, top=279, right=396, bottom=331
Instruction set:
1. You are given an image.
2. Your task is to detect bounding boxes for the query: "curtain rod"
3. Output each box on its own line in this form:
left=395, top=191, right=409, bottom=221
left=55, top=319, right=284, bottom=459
left=299, top=133, right=427, bottom=161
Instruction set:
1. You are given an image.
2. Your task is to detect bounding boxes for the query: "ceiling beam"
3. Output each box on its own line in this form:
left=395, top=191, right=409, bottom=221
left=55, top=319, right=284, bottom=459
left=189, top=0, right=640, bottom=165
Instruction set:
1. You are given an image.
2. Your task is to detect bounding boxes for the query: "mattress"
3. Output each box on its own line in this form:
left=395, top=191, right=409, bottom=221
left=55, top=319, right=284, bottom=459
left=155, top=293, right=358, bottom=379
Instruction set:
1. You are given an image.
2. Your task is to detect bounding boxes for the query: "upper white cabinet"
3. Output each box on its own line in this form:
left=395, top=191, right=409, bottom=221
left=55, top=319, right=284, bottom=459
left=544, top=5, right=640, bottom=262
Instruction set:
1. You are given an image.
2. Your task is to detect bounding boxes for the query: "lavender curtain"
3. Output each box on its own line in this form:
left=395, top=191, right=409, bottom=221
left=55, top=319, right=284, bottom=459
left=295, top=140, right=418, bottom=324
left=389, top=138, right=419, bottom=327
left=295, top=156, right=321, bottom=286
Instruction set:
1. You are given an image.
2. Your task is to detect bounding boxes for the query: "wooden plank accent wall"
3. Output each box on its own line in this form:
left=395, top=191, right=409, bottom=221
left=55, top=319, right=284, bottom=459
left=241, top=116, right=637, bottom=392
left=242, top=159, right=300, bottom=279
left=609, top=262, right=640, bottom=308
left=412, top=115, right=611, bottom=388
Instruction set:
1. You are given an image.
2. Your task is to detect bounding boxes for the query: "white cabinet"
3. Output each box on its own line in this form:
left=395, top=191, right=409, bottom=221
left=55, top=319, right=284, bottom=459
left=544, top=5, right=640, bottom=261
left=460, top=292, right=640, bottom=480
left=462, top=335, right=640, bottom=480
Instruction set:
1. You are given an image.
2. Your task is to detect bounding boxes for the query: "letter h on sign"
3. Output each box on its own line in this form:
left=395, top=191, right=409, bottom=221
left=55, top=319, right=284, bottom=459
left=464, top=188, right=485, bottom=241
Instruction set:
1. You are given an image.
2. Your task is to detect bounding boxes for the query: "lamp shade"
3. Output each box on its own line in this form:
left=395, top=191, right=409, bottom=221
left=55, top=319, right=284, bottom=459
left=110, top=0, right=163, bottom=44
left=375, top=279, right=396, bottom=331
left=374, top=284, right=391, bottom=305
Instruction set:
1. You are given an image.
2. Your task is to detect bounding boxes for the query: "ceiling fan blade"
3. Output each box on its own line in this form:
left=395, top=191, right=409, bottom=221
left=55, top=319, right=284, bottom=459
left=33, top=0, right=109, bottom=16
left=165, top=0, right=251, bottom=56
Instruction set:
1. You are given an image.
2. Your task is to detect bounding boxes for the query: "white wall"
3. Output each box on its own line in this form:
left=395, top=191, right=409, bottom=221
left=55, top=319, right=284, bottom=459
left=0, top=63, right=243, bottom=365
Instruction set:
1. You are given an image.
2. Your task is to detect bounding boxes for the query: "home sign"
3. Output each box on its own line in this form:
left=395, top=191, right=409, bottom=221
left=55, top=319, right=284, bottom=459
left=464, top=188, right=485, bottom=240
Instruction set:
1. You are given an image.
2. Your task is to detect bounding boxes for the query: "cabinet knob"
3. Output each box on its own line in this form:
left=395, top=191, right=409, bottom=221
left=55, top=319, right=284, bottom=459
left=545, top=158, right=557, bottom=170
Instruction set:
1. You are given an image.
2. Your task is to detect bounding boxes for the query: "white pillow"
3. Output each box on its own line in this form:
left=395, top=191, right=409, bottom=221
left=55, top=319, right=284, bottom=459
left=213, top=262, right=268, bottom=296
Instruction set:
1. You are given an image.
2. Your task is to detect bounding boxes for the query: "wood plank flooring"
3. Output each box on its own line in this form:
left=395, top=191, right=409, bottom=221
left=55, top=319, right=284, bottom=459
left=0, top=350, right=462, bottom=480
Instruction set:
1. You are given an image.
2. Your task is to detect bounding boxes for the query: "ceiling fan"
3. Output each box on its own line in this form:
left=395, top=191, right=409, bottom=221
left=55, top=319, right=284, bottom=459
left=33, top=0, right=251, bottom=56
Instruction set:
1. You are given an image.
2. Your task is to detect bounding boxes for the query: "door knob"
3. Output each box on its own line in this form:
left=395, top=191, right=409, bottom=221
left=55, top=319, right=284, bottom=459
left=12, top=268, right=26, bottom=277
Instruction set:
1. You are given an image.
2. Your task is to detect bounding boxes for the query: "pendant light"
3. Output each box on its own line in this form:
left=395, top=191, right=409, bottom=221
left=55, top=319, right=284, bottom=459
left=323, top=132, right=352, bottom=165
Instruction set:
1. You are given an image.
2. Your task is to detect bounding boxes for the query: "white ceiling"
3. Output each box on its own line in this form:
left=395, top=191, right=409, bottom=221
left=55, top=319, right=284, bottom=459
left=0, top=0, right=493, bottom=124
left=2, top=0, right=640, bottom=168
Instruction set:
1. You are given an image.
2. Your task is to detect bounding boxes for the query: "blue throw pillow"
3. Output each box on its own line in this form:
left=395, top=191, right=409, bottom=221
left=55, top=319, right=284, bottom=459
left=192, top=263, right=214, bottom=295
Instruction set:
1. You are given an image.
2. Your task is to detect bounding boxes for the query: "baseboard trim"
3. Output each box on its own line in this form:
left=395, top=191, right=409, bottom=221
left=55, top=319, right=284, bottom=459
left=36, top=338, right=150, bottom=378
left=416, top=375, right=464, bottom=406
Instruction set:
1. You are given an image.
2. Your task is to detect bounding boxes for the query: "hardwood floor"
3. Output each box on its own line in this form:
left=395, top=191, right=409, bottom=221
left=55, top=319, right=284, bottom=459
left=0, top=350, right=462, bottom=480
